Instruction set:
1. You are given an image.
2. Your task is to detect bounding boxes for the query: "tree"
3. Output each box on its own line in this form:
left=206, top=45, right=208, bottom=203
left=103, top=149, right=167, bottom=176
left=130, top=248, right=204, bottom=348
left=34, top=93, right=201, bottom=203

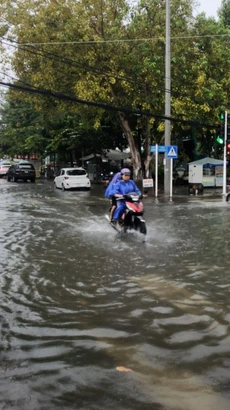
left=219, top=0, right=230, bottom=26
left=0, top=88, right=127, bottom=162
left=0, top=90, right=48, bottom=157
left=2, top=0, right=230, bottom=179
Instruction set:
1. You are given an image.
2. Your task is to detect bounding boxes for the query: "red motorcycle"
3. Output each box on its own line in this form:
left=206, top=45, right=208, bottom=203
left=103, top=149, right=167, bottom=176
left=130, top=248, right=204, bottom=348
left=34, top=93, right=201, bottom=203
left=107, top=193, right=147, bottom=235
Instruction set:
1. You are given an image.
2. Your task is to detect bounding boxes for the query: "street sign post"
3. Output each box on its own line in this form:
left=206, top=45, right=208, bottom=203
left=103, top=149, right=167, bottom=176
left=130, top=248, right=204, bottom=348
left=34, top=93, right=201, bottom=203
left=151, top=145, right=167, bottom=153
left=166, top=145, right=178, bottom=159
left=155, top=144, right=158, bottom=197
left=166, top=146, right=178, bottom=198
left=143, top=179, right=154, bottom=188
left=151, top=145, right=178, bottom=198
left=151, top=145, right=167, bottom=197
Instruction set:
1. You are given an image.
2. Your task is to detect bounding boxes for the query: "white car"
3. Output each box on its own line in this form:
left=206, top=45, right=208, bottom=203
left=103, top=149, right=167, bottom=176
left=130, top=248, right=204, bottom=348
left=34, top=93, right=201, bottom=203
left=225, top=185, right=230, bottom=202
left=0, top=163, right=11, bottom=178
left=54, top=167, right=91, bottom=191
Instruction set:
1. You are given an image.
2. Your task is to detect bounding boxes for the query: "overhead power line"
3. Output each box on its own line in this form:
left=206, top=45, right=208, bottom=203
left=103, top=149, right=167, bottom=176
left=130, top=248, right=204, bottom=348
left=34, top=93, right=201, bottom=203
left=0, top=80, right=219, bottom=129
left=1, top=36, right=228, bottom=109
left=1, top=35, right=229, bottom=124
left=14, top=33, right=230, bottom=46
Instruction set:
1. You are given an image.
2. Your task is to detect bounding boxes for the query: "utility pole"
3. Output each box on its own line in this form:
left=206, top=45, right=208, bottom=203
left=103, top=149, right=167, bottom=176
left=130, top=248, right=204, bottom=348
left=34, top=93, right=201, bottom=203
left=164, top=0, right=171, bottom=195
left=223, top=111, right=228, bottom=196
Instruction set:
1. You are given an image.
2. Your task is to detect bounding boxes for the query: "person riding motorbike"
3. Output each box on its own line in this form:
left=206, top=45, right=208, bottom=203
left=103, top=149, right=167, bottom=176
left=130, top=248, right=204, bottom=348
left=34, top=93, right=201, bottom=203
left=104, top=171, right=121, bottom=221
left=110, top=168, right=142, bottom=229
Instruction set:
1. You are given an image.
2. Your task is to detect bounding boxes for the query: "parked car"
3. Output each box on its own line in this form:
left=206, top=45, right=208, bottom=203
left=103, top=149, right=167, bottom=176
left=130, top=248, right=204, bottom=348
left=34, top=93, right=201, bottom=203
left=226, top=185, right=230, bottom=202
left=54, top=167, right=91, bottom=191
left=7, top=162, right=36, bottom=182
left=0, top=163, right=11, bottom=178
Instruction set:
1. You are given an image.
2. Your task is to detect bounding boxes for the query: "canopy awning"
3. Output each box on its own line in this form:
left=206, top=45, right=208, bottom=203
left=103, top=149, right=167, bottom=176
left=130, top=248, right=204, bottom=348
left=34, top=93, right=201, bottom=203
left=79, top=154, right=101, bottom=161
left=80, top=149, right=130, bottom=161
left=189, top=157, right=223, bottom=166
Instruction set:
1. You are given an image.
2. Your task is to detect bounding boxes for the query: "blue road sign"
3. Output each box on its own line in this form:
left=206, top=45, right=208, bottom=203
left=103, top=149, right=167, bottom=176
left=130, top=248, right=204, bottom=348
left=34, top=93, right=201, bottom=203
left=150, top=145, right=167, bottom=153
left=166, top=145, right=178, bottom=159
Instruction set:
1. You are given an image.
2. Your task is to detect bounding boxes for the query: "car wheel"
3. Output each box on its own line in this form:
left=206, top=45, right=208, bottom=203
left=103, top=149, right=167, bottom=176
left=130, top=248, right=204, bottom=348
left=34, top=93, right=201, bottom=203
left=31, top=178, right=35, bottom=183
left=62, top=184, right=65, bottom=191
left=12, top=175, right=17, bottom=182
left=226, top=194, right=230, bottom=202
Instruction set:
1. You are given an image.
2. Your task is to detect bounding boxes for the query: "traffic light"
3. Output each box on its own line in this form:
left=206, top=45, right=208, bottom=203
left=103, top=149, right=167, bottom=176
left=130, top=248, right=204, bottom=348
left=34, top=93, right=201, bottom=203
left=216, top=125, right=224, bottom=144
left=220, top=112, right=225, bottom=121
left=216, top=136, right=224, bottom=144
left=226, top=140, right=230, bottom=161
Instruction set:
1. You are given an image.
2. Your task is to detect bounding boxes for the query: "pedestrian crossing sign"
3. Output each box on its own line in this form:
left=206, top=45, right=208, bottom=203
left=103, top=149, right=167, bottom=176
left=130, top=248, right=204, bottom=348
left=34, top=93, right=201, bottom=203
left=166, top=145, right=178, bottom=159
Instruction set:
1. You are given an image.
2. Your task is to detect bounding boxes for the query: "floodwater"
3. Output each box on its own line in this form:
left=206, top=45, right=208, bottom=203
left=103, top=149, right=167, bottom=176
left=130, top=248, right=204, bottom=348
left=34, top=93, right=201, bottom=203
left=1, top=178, right=230, bottom=410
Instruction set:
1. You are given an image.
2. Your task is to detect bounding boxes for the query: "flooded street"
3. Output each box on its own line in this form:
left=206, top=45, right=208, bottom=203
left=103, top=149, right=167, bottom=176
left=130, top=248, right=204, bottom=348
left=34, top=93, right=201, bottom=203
left=1, top=178, right=230, bottom=410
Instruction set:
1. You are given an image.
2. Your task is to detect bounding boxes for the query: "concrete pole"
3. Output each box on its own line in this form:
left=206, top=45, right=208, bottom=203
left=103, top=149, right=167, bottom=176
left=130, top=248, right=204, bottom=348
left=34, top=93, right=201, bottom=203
left=164, top=0, right=171, bottom=195
left=155, top=144, right=158, bottom=197
left=223, top=111, right=227, bottom=196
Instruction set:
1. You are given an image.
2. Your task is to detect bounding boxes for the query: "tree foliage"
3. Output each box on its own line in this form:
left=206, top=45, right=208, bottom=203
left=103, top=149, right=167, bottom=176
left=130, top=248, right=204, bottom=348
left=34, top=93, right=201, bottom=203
left=1, top=0, right=230, bottom=175
left=219, top=0, right=230, bottom=26
left=0, top=92, right=47, bottom=157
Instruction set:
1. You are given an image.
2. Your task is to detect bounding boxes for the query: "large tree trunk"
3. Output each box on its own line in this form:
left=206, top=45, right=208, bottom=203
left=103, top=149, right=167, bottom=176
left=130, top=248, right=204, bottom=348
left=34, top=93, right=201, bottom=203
left=109, top=84, right=142, bottom=180
left=117, top=111, right=142, bottom=180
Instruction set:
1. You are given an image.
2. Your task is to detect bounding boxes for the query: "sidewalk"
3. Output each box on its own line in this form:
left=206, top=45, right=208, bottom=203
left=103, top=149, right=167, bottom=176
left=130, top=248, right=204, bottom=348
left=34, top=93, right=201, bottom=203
left=145, top=185, right=224, bottom=199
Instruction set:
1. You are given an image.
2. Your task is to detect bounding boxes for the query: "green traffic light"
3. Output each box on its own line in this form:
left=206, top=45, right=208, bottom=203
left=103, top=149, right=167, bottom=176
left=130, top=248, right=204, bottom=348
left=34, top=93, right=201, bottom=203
left=216, top=136, right=224, bottom=144
left=220, top=113, right=225, bottom=120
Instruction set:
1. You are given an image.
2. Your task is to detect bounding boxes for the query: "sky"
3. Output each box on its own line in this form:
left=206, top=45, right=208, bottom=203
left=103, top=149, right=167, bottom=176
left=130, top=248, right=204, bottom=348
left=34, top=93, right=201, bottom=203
left=197, top=0, right=223, bottom=18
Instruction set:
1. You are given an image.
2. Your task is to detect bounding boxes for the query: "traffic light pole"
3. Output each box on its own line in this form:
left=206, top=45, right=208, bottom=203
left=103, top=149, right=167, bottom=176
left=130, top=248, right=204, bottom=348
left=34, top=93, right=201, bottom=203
left=223, top=111, right=227, bottom=196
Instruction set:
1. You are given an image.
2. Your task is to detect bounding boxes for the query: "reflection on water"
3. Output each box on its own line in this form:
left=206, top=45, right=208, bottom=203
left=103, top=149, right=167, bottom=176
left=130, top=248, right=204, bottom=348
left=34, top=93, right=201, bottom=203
left=0, top=179, right=230, bottom=409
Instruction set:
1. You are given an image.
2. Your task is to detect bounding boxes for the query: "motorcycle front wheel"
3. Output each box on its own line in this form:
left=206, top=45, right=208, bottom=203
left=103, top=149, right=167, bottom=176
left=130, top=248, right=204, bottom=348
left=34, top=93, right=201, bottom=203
left=134, top=218, right=147, bottom=235
left=139, top=221, right=147, bottom=235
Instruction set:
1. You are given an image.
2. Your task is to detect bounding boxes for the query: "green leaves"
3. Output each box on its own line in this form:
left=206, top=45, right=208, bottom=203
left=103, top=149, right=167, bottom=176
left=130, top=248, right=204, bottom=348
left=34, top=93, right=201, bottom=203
left=1, top=0, right=230, bottom=167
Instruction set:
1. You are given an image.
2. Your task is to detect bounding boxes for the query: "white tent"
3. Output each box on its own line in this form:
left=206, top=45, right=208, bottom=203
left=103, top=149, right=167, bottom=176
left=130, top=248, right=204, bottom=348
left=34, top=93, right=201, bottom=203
left=189, top=157, right=223, bottom=166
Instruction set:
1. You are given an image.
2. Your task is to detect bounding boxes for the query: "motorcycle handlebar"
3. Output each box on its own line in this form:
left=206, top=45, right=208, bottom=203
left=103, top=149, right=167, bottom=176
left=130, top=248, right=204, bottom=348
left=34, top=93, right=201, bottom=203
left=122, top=193, right=143, bottom=200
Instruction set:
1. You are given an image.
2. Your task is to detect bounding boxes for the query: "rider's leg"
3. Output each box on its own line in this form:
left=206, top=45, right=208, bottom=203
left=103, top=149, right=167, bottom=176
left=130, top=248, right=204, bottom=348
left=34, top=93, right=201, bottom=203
left=110, top=206, right=116, bottom=221
left=112, top=201, right=126, bottom=226
left=110, top=196, right=117, bottom=221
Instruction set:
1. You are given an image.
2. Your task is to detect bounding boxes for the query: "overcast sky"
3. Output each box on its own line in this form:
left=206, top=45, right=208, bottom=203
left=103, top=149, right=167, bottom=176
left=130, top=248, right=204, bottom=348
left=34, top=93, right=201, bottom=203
left=197, top=0, right=222, bottom=18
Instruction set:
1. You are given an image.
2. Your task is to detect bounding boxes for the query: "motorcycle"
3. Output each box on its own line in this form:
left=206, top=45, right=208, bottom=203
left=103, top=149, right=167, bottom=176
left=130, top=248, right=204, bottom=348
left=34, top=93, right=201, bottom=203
left=106, top=193, right=147, bottom=235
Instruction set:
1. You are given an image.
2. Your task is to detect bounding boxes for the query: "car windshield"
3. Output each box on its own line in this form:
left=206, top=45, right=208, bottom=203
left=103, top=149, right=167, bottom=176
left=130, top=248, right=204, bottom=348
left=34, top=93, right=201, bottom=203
left=19, top=164, right=34, bottom=169
left=66, top=169, right=86, bottom=176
